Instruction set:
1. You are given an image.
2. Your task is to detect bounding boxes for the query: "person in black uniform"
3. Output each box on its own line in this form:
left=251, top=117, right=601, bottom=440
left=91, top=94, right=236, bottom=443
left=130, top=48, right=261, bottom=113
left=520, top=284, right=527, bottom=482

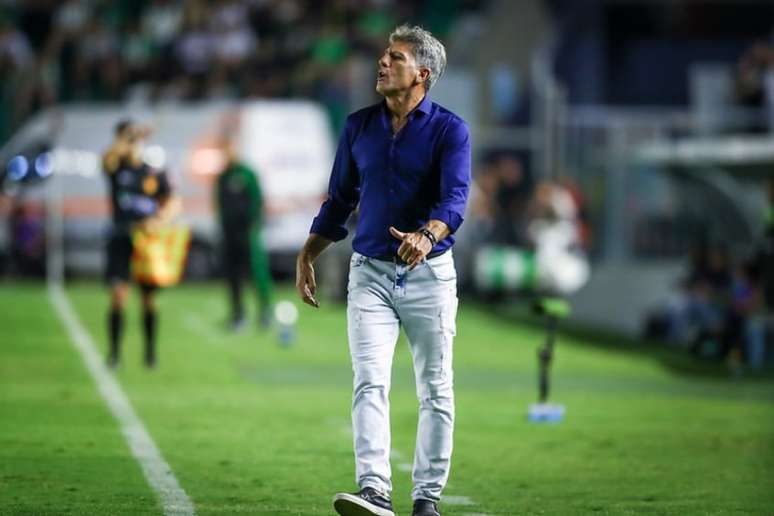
left=103, top=119, right=177, bottom=368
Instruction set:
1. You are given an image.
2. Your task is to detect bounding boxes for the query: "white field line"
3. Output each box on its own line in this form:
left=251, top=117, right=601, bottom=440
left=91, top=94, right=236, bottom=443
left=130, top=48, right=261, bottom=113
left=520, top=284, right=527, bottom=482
left=180, top=312, right=222, bottom=342
left=48, top=283, right=195, bottom=516
left=443, top=495, right=475, bottom=505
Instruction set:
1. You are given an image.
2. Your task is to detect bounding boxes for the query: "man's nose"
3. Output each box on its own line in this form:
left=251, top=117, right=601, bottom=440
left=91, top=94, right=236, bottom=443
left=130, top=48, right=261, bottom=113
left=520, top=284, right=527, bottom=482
left=378, top=54, right=389, bottom=67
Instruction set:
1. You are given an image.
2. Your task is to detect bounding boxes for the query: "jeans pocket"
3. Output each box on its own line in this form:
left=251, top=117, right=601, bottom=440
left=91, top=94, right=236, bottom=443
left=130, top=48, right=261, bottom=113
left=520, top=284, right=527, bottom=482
left=350, top=253, right=367, bottom=268
left=348, top=253, right=369, bottom=292
left=439, top=292, right=459, bottom=336
left=426, top=259, right=457, bottom=283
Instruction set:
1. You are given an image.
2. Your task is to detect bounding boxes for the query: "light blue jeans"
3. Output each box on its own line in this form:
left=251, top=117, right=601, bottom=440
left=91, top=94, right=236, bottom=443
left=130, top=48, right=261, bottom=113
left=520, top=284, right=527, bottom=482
left=347, top=250, right=458, bottom=502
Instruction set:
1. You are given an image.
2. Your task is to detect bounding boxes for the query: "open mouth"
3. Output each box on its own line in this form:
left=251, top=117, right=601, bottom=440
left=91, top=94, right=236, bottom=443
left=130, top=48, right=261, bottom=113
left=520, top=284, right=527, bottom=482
left=377, top=70, right=387, bottom=82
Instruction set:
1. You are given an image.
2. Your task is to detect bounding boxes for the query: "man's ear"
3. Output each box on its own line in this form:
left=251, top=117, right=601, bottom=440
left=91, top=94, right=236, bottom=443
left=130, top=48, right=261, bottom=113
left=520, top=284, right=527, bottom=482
left=417, top=67, right=431, bottom=87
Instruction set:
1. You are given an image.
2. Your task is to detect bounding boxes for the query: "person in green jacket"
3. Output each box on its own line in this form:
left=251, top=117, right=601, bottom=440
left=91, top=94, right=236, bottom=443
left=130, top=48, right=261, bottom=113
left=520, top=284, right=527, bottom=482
left=216, top=141, right=273, bottom=330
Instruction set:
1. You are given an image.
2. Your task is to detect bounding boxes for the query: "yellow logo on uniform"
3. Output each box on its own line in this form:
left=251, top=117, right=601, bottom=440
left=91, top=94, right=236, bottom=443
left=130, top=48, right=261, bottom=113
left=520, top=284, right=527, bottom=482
left=142, top=175, right=159, bottom=196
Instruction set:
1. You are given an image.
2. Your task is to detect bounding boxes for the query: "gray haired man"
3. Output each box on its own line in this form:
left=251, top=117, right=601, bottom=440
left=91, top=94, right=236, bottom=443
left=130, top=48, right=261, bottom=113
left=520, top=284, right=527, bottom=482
left=296, top=25, right=471, bottom=516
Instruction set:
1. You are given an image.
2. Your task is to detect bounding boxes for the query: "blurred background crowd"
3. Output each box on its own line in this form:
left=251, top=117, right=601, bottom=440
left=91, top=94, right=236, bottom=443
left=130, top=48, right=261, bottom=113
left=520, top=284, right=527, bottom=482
left=1, top=0, right=773, bottom=372
left=0, top=0, right=483, bottom=139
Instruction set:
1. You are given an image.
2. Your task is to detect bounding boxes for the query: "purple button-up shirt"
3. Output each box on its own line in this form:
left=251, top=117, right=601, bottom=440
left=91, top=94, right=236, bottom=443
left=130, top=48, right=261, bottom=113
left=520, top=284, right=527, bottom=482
left=310, top=95, right=471, bottom=258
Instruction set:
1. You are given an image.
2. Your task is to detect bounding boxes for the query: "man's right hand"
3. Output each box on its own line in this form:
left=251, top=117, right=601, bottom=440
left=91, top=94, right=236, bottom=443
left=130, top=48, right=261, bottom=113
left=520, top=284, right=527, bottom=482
left=296, top=255, right=320, bottom=308
left=295, top=233, right=333, bottom=308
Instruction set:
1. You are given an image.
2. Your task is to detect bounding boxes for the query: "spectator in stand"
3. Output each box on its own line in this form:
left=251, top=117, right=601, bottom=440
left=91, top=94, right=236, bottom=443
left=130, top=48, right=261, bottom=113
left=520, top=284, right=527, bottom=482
left=466, top=158, right=499, bottom=235
left=460, top=152, right=534, bottom=248
left=140, top=0, right=183, bottom=99
left=735, top=42, right=774, bottom=131
left=47, top=0, right=89, bottom=100
left=9, top=201, right=46, bottom=277
left=492, top=153, right=532, bottom=246
left=0, top=13, right=34, bottom=140
left=142, top=0, right=183, bottom=52
left=678, top=243, right=733, bottom=356
left=174, top=1, right=214, bottom=99
left=52, top=0, right=90, bottom=41
left=736, top=42, right=773, bottom=106
left=761, top=178, right=774, bottom=311
left=210, top=0, right=256, bottom=96
left=0, top=15, right=33, bottom=74
left=74, top=12, right=122, bottom=99
left=557, top=174, right=591, bottom=250
left=726, top=259, right=767, bottom=371
left=123, top=18, right=155, bottom=85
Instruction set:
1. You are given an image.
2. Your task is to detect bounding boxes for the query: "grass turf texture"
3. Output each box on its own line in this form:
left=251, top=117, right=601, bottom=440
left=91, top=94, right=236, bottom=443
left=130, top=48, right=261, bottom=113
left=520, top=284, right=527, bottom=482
left=0, top=281, right=772, bottom=515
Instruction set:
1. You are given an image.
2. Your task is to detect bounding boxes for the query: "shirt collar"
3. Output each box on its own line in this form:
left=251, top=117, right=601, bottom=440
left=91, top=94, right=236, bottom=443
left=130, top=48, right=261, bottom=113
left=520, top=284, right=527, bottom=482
left=379, top=94, right=432, bottom=134
left=414, top=94, right=432, bottom=116
left=380, top=94, right=433, bottom=119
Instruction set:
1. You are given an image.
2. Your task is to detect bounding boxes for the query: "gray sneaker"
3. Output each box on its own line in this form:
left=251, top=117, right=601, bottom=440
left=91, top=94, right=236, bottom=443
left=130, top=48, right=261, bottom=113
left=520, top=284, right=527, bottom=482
left=333, top=487, right=395, bottom=516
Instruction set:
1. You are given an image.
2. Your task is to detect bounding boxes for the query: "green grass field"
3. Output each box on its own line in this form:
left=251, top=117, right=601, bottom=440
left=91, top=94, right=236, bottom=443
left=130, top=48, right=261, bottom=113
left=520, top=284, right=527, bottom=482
left=1, top=281, right=773, bottom=515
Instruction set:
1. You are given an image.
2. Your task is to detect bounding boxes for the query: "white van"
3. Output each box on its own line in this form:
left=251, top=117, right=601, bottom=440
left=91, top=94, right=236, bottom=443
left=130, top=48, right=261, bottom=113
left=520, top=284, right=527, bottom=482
left=0, top=100, right=335, bottom=278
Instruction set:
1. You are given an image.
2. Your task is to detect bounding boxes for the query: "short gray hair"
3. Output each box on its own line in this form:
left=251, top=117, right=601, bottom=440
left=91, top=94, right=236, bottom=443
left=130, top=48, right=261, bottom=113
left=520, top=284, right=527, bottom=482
left=389, top=24, right=447, bottom=91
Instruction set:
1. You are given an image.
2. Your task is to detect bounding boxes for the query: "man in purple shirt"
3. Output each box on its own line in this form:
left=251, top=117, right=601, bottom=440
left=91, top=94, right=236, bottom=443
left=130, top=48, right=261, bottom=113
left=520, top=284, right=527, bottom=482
left=296, top=25, right=471, bottom=516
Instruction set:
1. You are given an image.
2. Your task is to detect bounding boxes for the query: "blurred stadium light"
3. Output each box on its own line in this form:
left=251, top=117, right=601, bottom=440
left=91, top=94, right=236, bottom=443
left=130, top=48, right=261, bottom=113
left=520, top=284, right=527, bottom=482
left=6, top=155, right=28, bottom=182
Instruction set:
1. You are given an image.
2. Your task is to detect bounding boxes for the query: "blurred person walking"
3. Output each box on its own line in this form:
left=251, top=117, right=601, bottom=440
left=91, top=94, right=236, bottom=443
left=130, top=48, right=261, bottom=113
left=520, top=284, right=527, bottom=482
left=103, top=120, right=178, bottom=368
left=215, top=139, right=273, bottom=330
left=296, top=25, right=470, bottom=516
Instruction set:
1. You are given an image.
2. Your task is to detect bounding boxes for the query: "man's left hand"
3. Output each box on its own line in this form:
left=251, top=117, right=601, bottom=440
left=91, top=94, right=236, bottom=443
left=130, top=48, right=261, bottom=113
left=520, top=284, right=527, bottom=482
left=389, top=226, right=432, bottom=270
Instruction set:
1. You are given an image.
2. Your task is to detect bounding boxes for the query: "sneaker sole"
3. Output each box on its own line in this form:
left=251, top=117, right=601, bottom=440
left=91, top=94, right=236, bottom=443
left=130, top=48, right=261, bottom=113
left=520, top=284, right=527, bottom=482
left=333, top=493, right=395, bottom=516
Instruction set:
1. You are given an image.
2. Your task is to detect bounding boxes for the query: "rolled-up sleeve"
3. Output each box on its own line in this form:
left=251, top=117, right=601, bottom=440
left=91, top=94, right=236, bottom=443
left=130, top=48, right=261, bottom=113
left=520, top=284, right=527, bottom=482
left=310, top=122, right=360, bottom=241
left=429, top=119, right=471, bottom=233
